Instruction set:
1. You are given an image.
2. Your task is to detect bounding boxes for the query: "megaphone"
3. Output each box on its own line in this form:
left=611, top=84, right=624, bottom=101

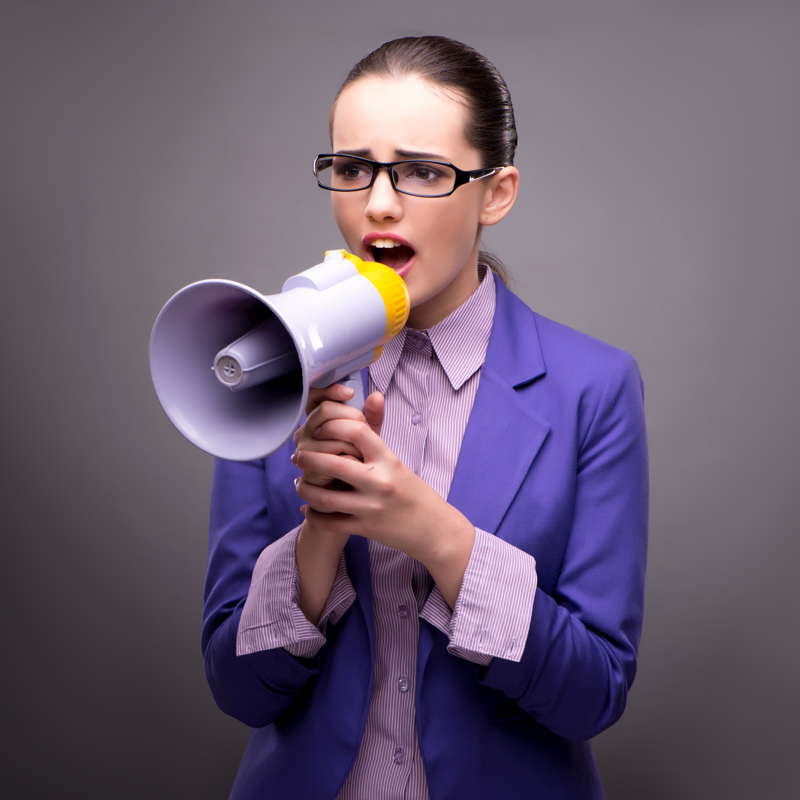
left=149, top=250, right=409, bottom=461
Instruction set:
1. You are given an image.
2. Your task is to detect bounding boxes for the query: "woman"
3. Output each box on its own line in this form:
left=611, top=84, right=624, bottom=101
left=203, top=36, right=648, bottom=799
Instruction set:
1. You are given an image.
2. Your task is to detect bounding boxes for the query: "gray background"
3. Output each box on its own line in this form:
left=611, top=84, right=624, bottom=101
left=2, top=1, right=798, bottom=798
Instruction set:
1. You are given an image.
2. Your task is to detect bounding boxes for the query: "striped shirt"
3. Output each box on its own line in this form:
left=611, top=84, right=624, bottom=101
left=237, top=268, right=538, bottom=799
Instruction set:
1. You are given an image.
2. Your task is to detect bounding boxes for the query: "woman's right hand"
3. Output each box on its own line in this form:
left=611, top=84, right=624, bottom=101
left=291, top=383, right=384, bottom=624
left=292, top=383, right=385, bottom=487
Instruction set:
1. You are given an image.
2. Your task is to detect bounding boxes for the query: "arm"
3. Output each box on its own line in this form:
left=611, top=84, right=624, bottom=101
left=202, top=384, right=375, bottom=727
left=294, top=415, right=477, bottom=610
left=202, top=456, right=325, bottom=728
left=295, top=349, right=646, bottom=741
left=478, top=350, right=648, bottom=740
left=420, top=527, right=538, bottom=665
left=292, top=383, right=381, bottom=622
left=236, top=527, right=355, bottom=659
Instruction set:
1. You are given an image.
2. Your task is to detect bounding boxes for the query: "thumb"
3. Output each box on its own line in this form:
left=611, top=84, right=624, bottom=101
left=363, top=391, right=385, bottom=438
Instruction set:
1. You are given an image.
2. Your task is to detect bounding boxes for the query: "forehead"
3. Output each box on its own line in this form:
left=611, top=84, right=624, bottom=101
left=331, top=75, right=476, bottom=163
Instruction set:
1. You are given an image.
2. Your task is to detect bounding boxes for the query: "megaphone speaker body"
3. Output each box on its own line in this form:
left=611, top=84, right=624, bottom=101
left=149, top=250, right=409, bottom=462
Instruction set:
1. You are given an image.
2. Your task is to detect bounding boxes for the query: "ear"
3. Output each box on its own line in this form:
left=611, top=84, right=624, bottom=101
left=480, top=166, right=519, bottom=226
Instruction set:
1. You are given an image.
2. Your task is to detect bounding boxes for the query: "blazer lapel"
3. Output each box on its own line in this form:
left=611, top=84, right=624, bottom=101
left=358, top=287, right=550, bottom=681
left=447, top=280, right=550, bottom=533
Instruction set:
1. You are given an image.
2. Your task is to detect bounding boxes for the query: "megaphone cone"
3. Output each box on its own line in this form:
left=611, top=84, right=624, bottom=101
left=149, top=250, right=409, bottom=461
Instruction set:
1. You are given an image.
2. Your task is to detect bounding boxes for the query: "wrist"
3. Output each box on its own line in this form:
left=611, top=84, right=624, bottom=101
left=416, top=503, right=475, bottom=586
left=298, top=519, right=350, bottom=554
left=295, top=520, right=350, bottom=626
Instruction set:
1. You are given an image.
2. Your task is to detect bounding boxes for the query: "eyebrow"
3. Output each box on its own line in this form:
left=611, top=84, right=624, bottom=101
left=335, top=148, right=449, bottom=161
left=396, top=149, right=448, bottom=160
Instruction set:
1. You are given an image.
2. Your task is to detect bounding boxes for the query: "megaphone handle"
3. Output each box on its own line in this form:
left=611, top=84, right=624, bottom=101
left=337, top=373, right=365, bottom=411
left=307, top=373, right=365, bottom=515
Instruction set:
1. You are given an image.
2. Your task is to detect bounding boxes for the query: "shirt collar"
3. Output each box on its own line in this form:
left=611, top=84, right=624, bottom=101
left=369, top=267, right=497, bottom=393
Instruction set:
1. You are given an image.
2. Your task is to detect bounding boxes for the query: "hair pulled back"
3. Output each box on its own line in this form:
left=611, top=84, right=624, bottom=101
left=333, top=36, right=517, bottom=283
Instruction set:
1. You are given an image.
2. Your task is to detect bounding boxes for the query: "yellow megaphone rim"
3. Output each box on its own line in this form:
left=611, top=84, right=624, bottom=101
left=325, top=250, right=410, bottom=358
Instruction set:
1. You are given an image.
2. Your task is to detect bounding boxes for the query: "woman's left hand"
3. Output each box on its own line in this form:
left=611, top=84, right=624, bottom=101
left=293, top=399, right=476, bottom=608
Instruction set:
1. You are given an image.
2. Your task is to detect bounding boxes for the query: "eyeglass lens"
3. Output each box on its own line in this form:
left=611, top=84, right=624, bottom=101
left=316, top=156, right=457, bottom=196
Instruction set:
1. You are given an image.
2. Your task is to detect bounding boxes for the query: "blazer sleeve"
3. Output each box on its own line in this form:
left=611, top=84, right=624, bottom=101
left=479, top=349, right=648, bottom=741
left=201, top=456, right=323, bottom=728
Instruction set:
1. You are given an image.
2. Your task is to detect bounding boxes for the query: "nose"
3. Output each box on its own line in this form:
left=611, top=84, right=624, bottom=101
left=364, top=167, right=403, bottom=222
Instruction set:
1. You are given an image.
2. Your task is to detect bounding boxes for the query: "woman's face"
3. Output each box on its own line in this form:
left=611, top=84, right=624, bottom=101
left=329, top=75, right=515, bottom=329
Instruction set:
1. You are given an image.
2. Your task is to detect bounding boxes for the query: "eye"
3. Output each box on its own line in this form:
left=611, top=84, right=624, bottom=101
left=404, top=163, right=444, bottom=184
left=333, top=159, right=372, bottom=182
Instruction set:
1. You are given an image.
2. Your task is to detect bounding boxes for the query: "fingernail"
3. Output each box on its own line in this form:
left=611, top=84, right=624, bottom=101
left=313, top=427, right=322, bottom=438
left=342, top=386, right=354, bottom=398
left=294, top=477, right=300, bottom=488
left=290, top=451, right=298, bottom=465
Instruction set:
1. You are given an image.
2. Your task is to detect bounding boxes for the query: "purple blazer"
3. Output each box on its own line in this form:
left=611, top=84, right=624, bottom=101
left=202, top=279, right=648, bottom=799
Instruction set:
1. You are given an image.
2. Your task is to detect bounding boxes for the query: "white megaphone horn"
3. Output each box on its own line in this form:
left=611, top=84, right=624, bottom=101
left=149, top=250, right=409, bottom=461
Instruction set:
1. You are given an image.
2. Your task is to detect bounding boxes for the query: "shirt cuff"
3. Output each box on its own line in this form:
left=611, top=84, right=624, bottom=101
left=236, top=527, right=356, bottom=659
left=420, top=528, right=537, bottom=665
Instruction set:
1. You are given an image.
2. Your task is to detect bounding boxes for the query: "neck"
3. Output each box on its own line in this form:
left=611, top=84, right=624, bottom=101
left=407, top=256, right=482, bottom=330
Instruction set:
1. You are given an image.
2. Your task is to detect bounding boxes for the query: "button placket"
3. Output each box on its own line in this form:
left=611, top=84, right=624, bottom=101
left=405, top=345, right=429, bottom=476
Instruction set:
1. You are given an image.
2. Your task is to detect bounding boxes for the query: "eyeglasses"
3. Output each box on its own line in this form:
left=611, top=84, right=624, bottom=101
left=313, top=154, right=503, bottom=198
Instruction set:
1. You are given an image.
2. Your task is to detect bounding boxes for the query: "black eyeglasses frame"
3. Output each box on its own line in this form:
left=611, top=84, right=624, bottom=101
left=313, top=154, right=504, bottom=198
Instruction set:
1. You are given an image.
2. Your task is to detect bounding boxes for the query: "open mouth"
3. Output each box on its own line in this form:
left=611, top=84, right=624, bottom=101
left=370, top=238, right=415, bottom=271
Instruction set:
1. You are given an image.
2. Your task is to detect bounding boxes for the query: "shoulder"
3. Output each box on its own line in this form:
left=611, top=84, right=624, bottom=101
left=491, top=280, right=643, bottom=399
left=533, top=311, right=642, bottom=392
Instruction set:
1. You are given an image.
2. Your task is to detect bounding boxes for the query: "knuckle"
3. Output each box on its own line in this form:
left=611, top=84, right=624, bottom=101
left=373, top=473, right=392, bottom=495
left=318, top=492, right=337, bottom=513
left=365, top=497, right=384, bottom=517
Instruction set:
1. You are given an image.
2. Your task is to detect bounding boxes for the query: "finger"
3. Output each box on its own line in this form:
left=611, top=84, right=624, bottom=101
left=301, top=504, right=358, bottom=534
left=300, top=470, right=336, bottom=487
left=296, top=476, right=361, bottom=516
left=294, top=450, right=375, bottom=490
left=305, top=383, right=355, bottom=416
left=292, top=439, right=362, bottom=461
left=363, top=391, right=385, bottom=438
left=312, top=418, right=387, bottom=464
left=295, top=399, right=366, bottom=445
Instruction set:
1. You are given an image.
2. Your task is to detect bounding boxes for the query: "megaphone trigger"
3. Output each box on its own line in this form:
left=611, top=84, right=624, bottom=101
left=337, top=373, right=366, bottom=410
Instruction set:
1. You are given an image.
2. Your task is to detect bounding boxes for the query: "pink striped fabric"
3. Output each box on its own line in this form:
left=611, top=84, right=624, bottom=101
left=236, top=269, right=538, bottom=799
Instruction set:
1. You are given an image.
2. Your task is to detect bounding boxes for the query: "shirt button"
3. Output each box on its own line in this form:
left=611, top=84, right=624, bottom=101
left=393, top=747, right=405, bottom=764
left=398, top=675, right=409, bottom=693
left=411, top=413, right=421, bottom=424
left=397, top=604, right=409, bottom=618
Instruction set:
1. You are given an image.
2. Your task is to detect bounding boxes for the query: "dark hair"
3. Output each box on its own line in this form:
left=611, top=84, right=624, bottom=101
left=332, top=36, right=517, bottom=284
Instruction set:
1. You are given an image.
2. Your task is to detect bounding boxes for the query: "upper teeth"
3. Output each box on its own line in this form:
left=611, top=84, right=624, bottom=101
left=372, top=239, right=402, bottom=248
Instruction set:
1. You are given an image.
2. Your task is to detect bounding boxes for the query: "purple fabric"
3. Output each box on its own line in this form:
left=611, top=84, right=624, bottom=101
left=236, top=272, right=538, bottom=798
left=202, top=277, right=648, bottom=800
